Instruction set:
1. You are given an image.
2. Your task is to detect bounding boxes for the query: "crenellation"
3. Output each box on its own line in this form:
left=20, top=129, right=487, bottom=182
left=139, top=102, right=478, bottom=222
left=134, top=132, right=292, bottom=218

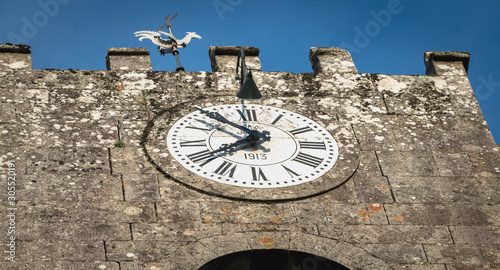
left=309, top=47, right=358, bottom=74
left=0, top=43, right=32, bottom=70
left=425, top=51, right=470, bottom=76
left=106, top=47, right=152, bottom=71
left=209, top=46, right=261, bottom=72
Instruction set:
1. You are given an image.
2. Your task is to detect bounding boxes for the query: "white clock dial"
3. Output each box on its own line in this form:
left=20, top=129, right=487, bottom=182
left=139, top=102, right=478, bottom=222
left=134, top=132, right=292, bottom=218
left=166, top=104, right=339, bottom=188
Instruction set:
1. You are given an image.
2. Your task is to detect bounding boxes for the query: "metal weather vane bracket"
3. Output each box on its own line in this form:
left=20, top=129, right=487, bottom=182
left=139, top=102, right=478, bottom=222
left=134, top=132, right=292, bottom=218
left=134, top=13, right=202, bottom=71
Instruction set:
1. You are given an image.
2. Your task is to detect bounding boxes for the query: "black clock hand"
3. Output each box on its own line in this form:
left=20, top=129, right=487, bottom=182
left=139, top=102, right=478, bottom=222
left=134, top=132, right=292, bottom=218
left=194, top=106, right=270, bottom=142
left=194, top=118, right=243, bottom=140
left=210, top=136, right=255, bottom=155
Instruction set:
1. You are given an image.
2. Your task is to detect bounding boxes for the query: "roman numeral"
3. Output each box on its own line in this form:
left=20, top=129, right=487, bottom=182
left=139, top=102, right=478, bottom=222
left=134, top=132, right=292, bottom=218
left=180, top=139, right=207, bottom=147
left=214, top=161, right=237, bottom=177
left=186, top=125, right=213, bottom=134
left=289, top=126, right=313, bottom=135
left=282, top=165, right=300, bottom=177
left=292, top=152, right=323, bottom=168
left=187, top=149, right=217, bottom=166
left=271, top=114, right=283, bottom=125
left=298, top=141, right=326, bottom=150
left=237, top=109, right=258, bottom=121
left=251, top=167, right=268, bottom=181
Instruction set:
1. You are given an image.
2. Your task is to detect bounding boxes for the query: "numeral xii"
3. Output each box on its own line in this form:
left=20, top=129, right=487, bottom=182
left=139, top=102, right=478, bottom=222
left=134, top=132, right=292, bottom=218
left=237, top=109, right=257, bottom=121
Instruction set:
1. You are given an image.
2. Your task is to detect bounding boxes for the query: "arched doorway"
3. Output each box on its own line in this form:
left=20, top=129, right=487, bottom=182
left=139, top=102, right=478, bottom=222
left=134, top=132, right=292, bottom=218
left=198, top=249, right=350, bottom=270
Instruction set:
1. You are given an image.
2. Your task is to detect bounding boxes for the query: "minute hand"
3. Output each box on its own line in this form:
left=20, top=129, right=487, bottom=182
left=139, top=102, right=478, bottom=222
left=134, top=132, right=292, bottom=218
left=194, top=107, right=270, bottom=141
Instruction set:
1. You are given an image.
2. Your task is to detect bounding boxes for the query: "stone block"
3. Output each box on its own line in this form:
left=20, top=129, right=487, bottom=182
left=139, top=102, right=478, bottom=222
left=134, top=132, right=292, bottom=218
left=198, top=233, right=252, bottom=256
left=243, top=231, right=291, bottom=250
left=132, top=222, right=222, bottom=241
left=384, top=204, right=500, bottom=226
left=15, top=173, right=122, bottom=202
left=17, top=200, right=156, bottom=223
left=360, top=244, right=427, bottom=264
left=425, top=244, right=500, bottom=264
left=449, top=226, right=500, bottom=244
left=157, top=201, right=201, bottom=225
left=199, top=202, right=294, bottom=225
left=106, top=240, right=177, bottom=261
left=25, top=147, right=110, bottom=175
left=294, top=202, right=386, bottom=225
left=289, top=231, right=334, bottom=257
left=123, top=173, right=160, bottom=202
left=318, top=225, right=452, bottom=244
left=28, top=240, right=105, bottom=261
left=30, top=222, right=130, bottom=241
left=376, top=151, right=438, bottom=176
left=389, top=176, right=500, bottom=204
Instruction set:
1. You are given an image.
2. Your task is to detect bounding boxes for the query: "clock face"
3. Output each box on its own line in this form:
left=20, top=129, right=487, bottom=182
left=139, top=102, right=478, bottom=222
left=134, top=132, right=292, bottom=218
left=166, top=104, right=339, bottom=188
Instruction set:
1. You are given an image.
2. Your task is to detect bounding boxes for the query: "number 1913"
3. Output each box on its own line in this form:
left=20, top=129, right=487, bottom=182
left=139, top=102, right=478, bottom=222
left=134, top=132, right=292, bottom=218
left=244, top=153, right=267, bottom=160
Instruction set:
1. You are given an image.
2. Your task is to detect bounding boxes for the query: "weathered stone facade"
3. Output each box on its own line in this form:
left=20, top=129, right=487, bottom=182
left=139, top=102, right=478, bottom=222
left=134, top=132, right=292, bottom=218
left=0, top=43, right=499, bottom=269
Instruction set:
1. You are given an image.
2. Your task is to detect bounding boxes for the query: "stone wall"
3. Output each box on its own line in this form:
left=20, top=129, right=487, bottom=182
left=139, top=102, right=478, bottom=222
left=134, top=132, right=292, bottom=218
left=0, top=43, right=499, bottom=269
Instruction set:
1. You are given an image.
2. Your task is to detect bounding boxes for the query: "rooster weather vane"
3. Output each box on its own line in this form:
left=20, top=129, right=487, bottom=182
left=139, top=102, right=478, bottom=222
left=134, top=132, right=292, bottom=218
left=134, top=13, right=201, bottom=71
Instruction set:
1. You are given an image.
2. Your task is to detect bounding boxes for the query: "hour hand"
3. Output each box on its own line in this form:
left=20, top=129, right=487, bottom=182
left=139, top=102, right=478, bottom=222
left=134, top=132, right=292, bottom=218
left=194, top=106, right=270, bottom=141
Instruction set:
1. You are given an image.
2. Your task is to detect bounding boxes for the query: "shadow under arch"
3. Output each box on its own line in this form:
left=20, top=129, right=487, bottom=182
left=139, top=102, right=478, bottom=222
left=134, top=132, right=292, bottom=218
left=198, top=249, right=350, bottom=270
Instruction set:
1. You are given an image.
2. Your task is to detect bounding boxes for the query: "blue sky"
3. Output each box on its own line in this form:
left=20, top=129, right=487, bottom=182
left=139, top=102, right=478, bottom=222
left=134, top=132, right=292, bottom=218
left=1, top=0, right=499, bottom=143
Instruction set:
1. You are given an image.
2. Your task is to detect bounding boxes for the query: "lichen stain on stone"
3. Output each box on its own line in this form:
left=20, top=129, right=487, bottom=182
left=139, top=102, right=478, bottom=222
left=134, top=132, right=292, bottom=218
left=377, top=77, right=407, bottom=94
left=269, top=217, right=283, bottom=224
left=257, top=237, right=275, bottom=249
left=4, top=61, right=29, bottom=69
left=221, top=207, right=233, bottom=215
left=394, top=215, right=405, bottom=221
left=203, top=217, right=215, bottom=223
left=357, top=209, right=374, bottom=221
left=368, top=203, right=383, bottom=212
left=378, top=185, right=389, bottom=190
left=183, top=227, right=196, bottom=236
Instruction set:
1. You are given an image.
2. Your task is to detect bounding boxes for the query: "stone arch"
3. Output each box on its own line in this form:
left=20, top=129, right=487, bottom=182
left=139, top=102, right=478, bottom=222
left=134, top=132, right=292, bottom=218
left=181, top=231, right=392, bottom=270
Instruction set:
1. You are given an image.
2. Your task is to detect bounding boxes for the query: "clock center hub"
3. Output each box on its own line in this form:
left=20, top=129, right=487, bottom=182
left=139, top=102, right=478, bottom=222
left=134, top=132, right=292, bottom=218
left=208, top=123, right=298, bottom=166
